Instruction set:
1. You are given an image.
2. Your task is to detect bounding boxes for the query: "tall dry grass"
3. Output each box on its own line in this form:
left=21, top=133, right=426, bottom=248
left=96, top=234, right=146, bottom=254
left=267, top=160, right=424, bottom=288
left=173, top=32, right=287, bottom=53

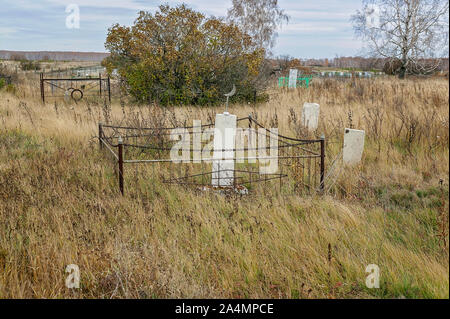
left=0, top=75, right=448, bottom=298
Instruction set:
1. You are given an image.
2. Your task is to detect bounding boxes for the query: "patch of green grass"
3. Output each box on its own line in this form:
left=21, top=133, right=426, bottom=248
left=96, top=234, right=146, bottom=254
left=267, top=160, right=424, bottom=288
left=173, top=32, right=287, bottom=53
left=0, top=129, right=42, bottom=159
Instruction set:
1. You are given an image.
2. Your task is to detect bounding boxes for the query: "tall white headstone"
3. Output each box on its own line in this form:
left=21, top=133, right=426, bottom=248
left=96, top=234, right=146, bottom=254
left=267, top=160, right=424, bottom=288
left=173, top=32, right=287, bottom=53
left=343, top=128, right=365, bottom=165
left=301, top=103, right=320, bottom=131
left=212, top=112, right=237, bottom=187
left=288, top=69, right=298, bottom=88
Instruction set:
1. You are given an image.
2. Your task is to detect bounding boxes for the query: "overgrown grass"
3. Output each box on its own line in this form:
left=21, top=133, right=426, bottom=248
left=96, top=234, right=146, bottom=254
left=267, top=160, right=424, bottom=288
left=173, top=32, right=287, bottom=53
left=0, top=76, right=448, bottom=298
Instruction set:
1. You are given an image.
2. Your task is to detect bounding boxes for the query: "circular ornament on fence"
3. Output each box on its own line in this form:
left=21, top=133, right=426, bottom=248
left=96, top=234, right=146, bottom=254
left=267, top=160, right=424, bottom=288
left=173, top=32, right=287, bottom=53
left=71, top=89, right=83, bottom=101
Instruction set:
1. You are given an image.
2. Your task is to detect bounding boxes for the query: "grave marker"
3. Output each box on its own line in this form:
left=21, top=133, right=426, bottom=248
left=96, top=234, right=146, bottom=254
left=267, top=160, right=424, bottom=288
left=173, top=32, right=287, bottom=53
left=288, top=69, right=298, bottom=88
left=212, top=112, right=237, bottom=187
left=343, top=128, right=365, bottom=165
left=301, top=103, right=320, bottom=131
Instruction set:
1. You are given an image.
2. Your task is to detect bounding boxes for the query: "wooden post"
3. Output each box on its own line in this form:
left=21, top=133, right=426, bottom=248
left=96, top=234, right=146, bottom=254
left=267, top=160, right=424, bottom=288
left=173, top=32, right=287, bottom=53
left=320, top=135, right=325, bottom=193
left=118, top=136, right=124, bottom=195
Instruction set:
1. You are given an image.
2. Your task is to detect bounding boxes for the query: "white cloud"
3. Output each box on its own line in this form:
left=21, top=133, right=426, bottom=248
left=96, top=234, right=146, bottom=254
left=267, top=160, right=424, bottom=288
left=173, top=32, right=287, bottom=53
left=0, top=27, right=19, bottom=34
left=281, top=23, right=338, bottom=34
left=1, top=0, right=364, bottom=58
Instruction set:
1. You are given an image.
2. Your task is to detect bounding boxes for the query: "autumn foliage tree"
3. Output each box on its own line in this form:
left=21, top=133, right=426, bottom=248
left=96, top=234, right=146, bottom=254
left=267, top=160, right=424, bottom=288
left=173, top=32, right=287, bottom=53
left=103, top=5, right=265, bottom=105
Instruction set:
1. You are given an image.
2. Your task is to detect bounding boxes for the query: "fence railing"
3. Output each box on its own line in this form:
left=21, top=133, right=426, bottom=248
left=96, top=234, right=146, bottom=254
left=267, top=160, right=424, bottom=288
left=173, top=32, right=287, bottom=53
left=98, top=116, right=325, bottom=196
left=278, top=77, right=312, bottom=88
left=40, top=73, right=111, bottom=103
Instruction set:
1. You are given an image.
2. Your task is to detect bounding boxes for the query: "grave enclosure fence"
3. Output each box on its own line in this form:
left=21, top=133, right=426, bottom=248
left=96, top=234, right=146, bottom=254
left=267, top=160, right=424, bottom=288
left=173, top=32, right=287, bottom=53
left=98, top=116, right=326, bottom=196
left=39, top=73, right=111, bottom=103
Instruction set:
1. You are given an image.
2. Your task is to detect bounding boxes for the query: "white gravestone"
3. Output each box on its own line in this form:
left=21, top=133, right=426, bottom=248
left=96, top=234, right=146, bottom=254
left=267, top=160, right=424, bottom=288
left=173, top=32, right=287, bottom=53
left=343, top=128, right=365, bottom=165
left=288, top=69, right=298, bottom=88
left=212, top=112, right=237, bottom=187
left=301, top=103, right=320, bottom=131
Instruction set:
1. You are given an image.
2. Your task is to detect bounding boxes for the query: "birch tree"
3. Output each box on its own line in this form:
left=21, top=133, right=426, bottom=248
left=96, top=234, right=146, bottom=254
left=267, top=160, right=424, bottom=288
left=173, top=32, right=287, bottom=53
left=227, top=0, right=289, bottom=53
left=352, top=0, right=449, bottom=78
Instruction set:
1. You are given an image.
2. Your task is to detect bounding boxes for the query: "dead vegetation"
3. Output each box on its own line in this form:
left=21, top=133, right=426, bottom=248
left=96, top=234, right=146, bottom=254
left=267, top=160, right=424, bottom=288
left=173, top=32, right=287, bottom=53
left=0, top=75, right=448, bottom=298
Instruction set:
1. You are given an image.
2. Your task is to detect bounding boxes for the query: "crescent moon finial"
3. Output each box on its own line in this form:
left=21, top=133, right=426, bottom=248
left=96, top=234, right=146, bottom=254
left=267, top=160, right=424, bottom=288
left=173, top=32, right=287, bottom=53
left=224, top=84, right=236, bottom=97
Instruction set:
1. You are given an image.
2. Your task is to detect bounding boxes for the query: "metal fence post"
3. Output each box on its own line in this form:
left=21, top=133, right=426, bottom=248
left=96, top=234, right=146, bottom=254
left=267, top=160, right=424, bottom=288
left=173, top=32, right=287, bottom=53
left=118, top=136, right=124, bottom=195
left=98, top=123, right=103, bottom=150
left=107, top=76, right=111, bottom=103
left=99, top=74, right=102, bottom=98
left=320, top=135, right=325, bottom=193
left=40, top=73, right=45, bottom=103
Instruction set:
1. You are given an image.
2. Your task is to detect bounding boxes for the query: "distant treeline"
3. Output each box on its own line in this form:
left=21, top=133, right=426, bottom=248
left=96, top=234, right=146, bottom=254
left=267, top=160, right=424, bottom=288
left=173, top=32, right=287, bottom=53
left=0, top=50, right=109, bottom=62
left=275, top=56, right=449, bottom=72
left=330, top=56, right=448, bottom=72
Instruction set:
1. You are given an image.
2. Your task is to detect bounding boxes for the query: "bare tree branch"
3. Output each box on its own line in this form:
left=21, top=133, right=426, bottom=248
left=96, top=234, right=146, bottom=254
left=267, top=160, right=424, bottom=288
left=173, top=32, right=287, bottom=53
left=352, top=0, right=449, bottom=78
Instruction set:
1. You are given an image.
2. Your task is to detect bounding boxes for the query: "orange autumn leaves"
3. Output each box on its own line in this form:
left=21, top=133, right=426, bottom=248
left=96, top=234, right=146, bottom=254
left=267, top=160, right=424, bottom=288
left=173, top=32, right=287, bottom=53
left=103, top=4, right=265, bottom=105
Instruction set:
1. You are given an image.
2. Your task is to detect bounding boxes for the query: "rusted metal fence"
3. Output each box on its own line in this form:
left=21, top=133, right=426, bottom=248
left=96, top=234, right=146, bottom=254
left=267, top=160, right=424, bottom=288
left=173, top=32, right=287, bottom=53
left=40, top=73, right=111, bottom=103
left=98, top=116, right=325, bottom=195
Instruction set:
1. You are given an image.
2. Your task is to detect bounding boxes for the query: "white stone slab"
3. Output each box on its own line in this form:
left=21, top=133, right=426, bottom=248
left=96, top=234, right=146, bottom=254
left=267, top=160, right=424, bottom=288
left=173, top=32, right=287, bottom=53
left=301, top=103, right=320, bottom=131
left=343, top=128, right=365, bottom=165
left=288, top=69, right=298, bottom=88
left=212, top=113, right=237, bottom=187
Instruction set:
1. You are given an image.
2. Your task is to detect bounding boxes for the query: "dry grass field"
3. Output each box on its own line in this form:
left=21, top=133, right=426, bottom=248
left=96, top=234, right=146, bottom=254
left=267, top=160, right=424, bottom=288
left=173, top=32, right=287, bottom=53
left=0, top=72, right=448, bottom=298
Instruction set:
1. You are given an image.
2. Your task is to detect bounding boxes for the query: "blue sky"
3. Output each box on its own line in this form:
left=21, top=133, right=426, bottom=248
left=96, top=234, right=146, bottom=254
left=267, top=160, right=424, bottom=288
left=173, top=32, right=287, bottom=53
left=0, top=0, right=365, bottom=58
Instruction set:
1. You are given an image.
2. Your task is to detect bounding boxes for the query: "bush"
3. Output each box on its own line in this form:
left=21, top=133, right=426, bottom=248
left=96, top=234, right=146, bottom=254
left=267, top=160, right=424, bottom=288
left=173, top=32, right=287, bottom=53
left=103, top=4, right=265, bottom=106
left=0, top=78, right=5, bottom=90
left=20, top=60, right=41, bottom=71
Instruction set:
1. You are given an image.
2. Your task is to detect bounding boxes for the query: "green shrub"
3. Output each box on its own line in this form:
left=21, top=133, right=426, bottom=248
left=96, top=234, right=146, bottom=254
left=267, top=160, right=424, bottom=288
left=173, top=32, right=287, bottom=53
left=20, top=60, right=41, bottom=71
left=103, top=4, right=265, bottom=106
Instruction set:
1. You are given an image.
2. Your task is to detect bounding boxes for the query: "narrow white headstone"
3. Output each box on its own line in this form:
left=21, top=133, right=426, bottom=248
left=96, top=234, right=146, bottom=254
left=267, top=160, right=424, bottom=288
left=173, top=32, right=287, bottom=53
left=343, top=128, right=365, bottom=165
left=301, top=103, right=320, bottom=131
left=212, top=112, right=237, bottom=187
left=288, top=69, right=298, bottom=88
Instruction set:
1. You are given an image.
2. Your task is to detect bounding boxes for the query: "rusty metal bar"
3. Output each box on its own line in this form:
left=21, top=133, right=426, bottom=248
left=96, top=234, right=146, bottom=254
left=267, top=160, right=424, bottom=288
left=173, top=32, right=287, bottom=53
left=99, top=123, right=104, bottom=150
left=320, top=135, right=325, bottom=192
left=99, top=74, right=102, bottom=97
left=40, top=73, right=45, bottom=103
left=123, top=155, right=320, bottom=164
left=118, top=136, right=124, bottom=195
left=107, top=76, right=111, bottom=103
left=100, top=138, right=118, bottom=160
left=41, top=77, right=103, bottom=81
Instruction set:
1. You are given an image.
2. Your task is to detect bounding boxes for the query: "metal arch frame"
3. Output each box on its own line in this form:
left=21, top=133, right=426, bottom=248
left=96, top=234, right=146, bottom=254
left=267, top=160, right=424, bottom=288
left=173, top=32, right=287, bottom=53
left=40, top=73, right=111, bottom=103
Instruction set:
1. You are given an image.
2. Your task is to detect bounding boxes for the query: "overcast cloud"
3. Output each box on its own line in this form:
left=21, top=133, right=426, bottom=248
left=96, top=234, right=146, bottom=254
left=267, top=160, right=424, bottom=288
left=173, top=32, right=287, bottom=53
left=0, top=0, right=364, bottom=58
